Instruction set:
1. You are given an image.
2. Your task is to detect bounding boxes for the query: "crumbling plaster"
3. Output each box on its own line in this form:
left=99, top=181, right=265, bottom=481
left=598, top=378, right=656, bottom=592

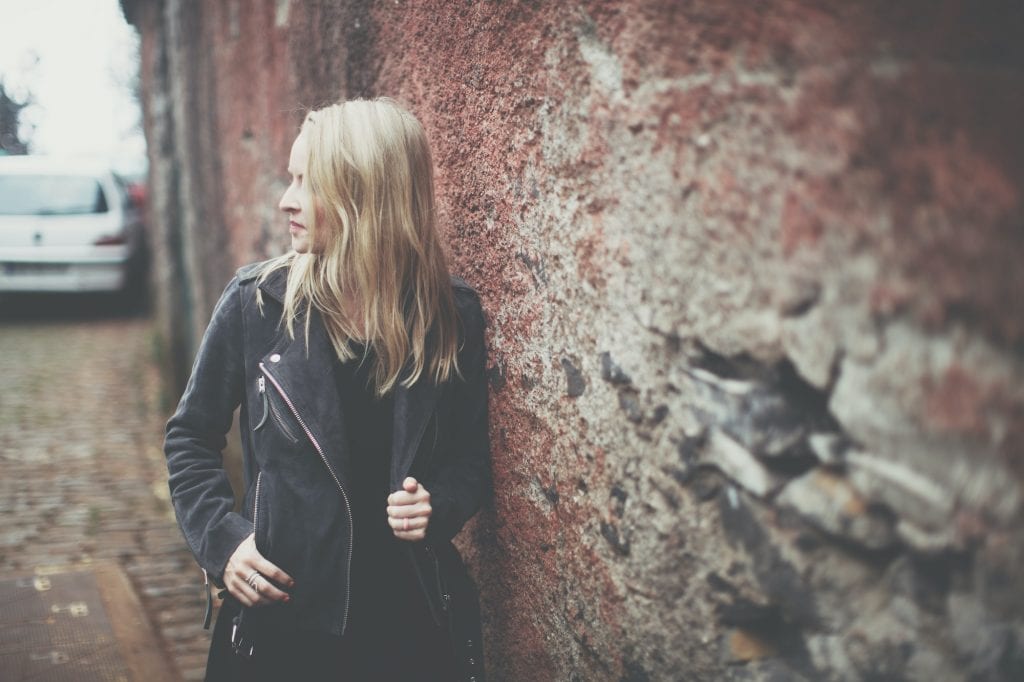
left=124, top=0, right=1024, bottom=679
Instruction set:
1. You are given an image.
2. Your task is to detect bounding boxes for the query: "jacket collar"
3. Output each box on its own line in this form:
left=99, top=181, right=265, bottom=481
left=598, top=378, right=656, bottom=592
left=255, top=265, right=288, bottom=303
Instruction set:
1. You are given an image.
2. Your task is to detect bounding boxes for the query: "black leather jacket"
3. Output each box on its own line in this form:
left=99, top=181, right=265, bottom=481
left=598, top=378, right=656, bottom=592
left=164, top=261, right=491, bottom=679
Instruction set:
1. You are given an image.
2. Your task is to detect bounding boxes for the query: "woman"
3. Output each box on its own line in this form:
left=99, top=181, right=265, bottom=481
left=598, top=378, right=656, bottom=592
left=164, top=98, right=491, bottom=681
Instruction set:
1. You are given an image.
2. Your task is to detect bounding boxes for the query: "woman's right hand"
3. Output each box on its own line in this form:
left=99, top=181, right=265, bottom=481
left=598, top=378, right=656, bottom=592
left=223, top=533, right=295, bottom=607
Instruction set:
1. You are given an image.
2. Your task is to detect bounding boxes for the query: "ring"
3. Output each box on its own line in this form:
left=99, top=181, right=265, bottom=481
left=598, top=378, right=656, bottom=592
left=246, top=570, right=261, bottom=593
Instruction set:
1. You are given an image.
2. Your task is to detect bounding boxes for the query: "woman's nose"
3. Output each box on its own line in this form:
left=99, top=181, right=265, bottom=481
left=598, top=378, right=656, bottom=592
left=279, top=187, right=296, bottom=213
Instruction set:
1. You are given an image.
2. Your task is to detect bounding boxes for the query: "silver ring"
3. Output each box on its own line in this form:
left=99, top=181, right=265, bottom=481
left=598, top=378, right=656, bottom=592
left=246, top=571, right=261, bottom=592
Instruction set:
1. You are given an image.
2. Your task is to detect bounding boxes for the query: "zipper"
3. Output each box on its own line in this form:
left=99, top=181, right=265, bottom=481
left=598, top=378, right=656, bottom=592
left=255, top=377, right=269, bottom=430
left=425, top=544, right=448, bottom=613
left=252, top=471, right=263, bottom=549
left=256, top=376, right=298, bottom=442
left=413, top=544, right=444, bottom=626
left=259, top=361, right=354, bottom=634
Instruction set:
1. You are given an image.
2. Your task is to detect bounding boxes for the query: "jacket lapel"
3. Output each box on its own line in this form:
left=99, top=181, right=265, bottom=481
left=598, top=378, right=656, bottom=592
left=391, top=373, right=443, bottom=492
left=257, top=267, right=441, bottom=495
left=257, top=274, right=355, bottom=494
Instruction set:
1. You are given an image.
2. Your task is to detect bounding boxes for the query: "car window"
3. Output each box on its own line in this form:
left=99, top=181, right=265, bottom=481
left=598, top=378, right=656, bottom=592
left=0, top=174, right=110, bottom=215
left=112, top=174, right=133, bottom=210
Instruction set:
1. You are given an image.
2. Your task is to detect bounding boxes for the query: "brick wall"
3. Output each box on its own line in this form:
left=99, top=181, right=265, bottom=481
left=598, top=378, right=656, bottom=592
left=123, top=1, right=1024, bottom=679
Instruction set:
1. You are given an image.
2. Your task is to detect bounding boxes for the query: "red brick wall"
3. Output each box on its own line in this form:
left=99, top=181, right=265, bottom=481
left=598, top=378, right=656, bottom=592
left=125, top=1, right=1024, bottom=678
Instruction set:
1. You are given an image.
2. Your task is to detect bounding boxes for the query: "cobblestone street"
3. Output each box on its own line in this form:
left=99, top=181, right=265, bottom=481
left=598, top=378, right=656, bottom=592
left=0, top=296, right=210, bottom=680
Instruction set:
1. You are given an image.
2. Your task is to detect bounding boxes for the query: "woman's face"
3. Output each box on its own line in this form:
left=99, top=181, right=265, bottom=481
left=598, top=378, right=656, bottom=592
left=279, top=132, right=313, bottom=253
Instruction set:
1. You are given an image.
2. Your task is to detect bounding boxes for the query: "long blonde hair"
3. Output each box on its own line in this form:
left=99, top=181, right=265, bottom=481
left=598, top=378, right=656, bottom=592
left=258, top=98, right=460, bottom=395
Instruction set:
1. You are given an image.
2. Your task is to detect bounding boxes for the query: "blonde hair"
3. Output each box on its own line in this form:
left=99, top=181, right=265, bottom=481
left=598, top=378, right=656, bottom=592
left=258, top=98, right=460, bottom=395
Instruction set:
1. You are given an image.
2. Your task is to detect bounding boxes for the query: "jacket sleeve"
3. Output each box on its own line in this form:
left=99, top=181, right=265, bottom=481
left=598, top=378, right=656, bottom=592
left=164, top=276, right=253, bottom=581
left=425, top=288, right=493, bottom=544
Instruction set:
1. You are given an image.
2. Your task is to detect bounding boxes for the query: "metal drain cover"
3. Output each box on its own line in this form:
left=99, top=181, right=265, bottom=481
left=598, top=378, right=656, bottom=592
left=0, top=564, right=176, bottom=681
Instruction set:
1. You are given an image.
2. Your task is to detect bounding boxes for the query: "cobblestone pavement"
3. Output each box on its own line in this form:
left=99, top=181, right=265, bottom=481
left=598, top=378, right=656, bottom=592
left=0, top=296, right=210, bottom=681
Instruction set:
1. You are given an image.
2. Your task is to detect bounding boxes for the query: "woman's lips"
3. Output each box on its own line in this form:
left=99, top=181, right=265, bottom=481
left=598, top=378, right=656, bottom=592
left=289, top=221, right=305, bottom=233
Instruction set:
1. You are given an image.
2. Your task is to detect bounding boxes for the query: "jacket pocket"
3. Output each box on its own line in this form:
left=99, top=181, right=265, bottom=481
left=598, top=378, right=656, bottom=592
left=254, top=375, right=300, bottom=444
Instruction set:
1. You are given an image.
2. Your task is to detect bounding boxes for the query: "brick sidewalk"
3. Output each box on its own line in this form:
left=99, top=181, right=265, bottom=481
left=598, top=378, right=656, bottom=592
left=0, top=308, right=212, bottom=680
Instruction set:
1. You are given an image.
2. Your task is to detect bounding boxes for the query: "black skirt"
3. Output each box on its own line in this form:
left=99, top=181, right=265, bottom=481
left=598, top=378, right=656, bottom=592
left=204, top=562, right=457, bottom=682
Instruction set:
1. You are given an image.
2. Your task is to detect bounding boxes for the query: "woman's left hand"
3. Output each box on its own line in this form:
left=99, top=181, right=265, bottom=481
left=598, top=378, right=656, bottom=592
left=387, top=476, right=432, bottom=541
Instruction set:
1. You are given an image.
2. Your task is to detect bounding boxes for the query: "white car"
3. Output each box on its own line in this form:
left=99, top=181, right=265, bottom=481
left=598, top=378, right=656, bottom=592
left=0, top=156, right=146, bottom=294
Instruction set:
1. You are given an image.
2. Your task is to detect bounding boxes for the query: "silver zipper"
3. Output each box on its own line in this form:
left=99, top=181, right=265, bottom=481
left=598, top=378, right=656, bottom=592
left=255, top=377, right=269, bottom=430
left=259, top=361, right=353, bottom=634
left=256, top=376, right=298, bottom=441
left=252, top=471, right=263, bottom=548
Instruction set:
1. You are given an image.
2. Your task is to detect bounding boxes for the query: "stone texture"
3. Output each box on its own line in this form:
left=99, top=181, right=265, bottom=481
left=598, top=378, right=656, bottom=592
left=121, top=0, right=1024, bottom=679
left=948, top=592, right=1024, bottom=681
left=777, top=469, right=895, bottom=550
left=704, top=429, right=778, bottom=498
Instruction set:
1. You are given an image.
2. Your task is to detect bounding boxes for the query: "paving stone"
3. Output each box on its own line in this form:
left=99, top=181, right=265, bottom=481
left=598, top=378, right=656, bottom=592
left=0, top=310, right=210, bottom=679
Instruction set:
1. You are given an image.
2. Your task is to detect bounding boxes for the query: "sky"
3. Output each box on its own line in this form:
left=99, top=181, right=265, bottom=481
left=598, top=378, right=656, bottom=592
left=0, top=0, right=145, bottom=175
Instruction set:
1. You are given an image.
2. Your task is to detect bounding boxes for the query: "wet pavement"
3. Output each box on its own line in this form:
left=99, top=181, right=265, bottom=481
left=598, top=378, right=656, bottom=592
left=0, top=293, right=210, bottom=680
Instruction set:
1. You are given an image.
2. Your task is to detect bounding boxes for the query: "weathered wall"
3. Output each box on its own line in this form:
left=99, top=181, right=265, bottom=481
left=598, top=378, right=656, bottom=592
left=124, top=0, right=1024, bottom=679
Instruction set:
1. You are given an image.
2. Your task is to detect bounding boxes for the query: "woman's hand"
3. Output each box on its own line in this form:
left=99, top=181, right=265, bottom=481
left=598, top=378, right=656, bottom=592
left=387, top=477, right=432, bottom=542
left=223, top=533, right=295, bottom=607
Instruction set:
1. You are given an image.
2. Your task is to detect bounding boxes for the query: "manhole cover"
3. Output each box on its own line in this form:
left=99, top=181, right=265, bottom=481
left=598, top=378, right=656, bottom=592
left=0, top=564, right=177, bottom=682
